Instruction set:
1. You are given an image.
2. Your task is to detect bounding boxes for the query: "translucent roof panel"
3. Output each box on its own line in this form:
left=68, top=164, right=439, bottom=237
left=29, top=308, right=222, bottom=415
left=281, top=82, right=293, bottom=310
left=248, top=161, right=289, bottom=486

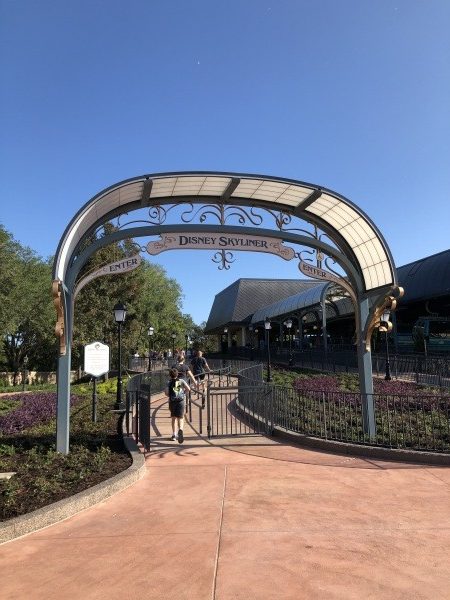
left=54, top=173, right=396, bottom=294
left=305, top=193, right=393, bottom=290
left=231, top=179, right=313, bottom=207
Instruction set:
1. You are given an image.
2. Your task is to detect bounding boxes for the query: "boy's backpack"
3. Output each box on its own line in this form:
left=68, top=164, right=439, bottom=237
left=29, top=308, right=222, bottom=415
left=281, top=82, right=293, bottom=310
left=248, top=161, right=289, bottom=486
left=169, top=378, right=185, bottom=401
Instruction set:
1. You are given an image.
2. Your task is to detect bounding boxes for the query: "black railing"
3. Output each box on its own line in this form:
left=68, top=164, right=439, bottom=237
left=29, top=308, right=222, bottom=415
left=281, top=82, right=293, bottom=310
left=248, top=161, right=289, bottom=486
left=125, top=359, right=450, bottom=454
left=236, top=363, right=450, bottom=453
left=212, top=348, right=450, bottom=389
left=125, top=370, right=168, bottom=451
left=125, top=363, right=233, bottom=449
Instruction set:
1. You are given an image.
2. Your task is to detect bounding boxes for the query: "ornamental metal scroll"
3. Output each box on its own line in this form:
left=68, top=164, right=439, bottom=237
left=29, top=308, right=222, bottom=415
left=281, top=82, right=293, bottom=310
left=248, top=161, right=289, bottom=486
left=364, top=286, right=405, bottom=351
left=83, top=201, right=338, bottom=271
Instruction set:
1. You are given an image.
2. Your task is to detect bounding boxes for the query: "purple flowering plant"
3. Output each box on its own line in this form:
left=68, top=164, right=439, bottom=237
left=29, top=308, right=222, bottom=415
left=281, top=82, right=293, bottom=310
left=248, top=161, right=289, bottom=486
left=0, top=392, right=80, bottom=435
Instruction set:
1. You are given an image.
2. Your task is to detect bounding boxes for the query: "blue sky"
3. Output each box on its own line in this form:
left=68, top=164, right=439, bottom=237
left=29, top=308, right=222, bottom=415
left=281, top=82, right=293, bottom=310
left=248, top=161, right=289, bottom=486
left=1, top=0, right=449, bottom=325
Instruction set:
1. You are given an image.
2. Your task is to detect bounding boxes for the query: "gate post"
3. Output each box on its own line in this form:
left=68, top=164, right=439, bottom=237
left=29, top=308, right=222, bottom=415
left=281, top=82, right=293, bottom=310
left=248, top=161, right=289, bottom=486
left=206, top=382, right=212, bottom=439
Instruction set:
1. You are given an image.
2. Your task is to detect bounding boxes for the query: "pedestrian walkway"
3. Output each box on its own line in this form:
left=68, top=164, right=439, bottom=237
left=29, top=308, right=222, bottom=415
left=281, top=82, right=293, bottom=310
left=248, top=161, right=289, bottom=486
left=1, top=393, right=449, bottom=599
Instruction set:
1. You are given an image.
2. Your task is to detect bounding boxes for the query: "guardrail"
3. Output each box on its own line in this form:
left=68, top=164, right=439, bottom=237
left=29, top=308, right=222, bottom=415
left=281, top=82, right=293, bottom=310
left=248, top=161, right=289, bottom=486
left=125, top=363, right=234, bottom=450
left=125, top=359, right=450, bottom=454
left=236, top=363, right=450, bottom=453
left=212, top=348, right=450, bottom=389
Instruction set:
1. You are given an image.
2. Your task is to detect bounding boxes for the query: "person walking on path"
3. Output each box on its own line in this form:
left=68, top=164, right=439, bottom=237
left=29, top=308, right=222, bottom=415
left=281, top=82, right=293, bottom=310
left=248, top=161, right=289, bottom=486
left=190, top=350, right=211, bottom=406
left=175, top=353, right=196, bottom=386
left=164, top=368, right=191, bottom=443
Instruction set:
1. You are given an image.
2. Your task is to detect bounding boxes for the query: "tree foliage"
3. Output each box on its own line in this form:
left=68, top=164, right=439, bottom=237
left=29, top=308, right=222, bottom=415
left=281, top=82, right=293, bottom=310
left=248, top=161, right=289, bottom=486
left=0, top=225, right=55, bottom=378
left=1, top=222, right=209, bottom=379
left=70, top=226, right=196, bottom=367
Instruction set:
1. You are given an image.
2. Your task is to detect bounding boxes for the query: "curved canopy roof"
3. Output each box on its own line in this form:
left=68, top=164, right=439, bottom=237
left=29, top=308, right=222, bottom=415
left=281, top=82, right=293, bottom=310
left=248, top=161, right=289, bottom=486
left=251, top=283, right=329, bottom=323
left=205, top=278, right=319, bottom=332
left=53, top=172, right=396, bottom=293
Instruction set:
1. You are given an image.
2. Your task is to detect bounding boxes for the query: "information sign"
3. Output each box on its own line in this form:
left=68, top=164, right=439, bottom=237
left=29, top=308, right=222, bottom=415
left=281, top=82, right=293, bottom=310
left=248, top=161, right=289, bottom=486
left=84, top=342, right=110, bottom=377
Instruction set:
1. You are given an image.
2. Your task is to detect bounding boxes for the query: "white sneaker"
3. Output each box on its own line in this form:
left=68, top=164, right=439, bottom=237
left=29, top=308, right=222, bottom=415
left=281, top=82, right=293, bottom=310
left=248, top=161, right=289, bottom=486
left=171, top=435, right=176, bottom=441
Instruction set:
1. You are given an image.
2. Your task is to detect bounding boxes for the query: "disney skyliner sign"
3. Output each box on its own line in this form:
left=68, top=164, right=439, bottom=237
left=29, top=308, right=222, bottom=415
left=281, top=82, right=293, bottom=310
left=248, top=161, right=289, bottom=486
left=76, top=232, right=353, bottom=300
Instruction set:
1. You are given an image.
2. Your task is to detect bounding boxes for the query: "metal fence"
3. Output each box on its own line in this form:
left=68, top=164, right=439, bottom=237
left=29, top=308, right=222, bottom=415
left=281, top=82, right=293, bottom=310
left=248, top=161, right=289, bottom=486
left=125, top=363, right=234, bottom=450
left=236, top=363, right=450, bottom=453
left=125, top=369, right=168, bottom=451
left=125, top=359, right=450, bottom=453
left=214, top=347, right=450, bottom=389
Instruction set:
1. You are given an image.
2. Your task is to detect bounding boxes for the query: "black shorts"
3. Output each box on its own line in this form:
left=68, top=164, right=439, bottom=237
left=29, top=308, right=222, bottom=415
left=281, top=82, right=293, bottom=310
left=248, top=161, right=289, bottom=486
left=195, top=374, right=205, bottom=381
left=169, top=399, right=185, bottom=418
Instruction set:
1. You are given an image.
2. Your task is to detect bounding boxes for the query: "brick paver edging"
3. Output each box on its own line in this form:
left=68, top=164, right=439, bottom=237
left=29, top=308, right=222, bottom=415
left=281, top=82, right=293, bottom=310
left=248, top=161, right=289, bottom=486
left=235, top=398, right=450, bottom=466
left=0, top=424, right=146, bottom=544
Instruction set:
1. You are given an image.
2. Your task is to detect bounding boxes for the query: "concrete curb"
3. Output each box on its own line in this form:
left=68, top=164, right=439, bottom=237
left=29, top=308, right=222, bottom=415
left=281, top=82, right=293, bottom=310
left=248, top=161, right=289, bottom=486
left=0, top=422, right=146, bottom=545
left=235, top=398, right=450, bottom=466
left=272, top=427, right=450, bottom=466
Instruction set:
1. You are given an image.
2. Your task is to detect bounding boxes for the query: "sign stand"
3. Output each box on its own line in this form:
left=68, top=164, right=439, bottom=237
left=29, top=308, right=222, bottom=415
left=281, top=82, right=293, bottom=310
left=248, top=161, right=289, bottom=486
left=92, top=377, right=98, bottom=423
left=84, top=342, right=110, bottom=423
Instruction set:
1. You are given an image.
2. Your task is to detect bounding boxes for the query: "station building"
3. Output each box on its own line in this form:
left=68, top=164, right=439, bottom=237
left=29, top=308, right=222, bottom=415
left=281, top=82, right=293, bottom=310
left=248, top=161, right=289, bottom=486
left=205, top=249, right=450, bottom=354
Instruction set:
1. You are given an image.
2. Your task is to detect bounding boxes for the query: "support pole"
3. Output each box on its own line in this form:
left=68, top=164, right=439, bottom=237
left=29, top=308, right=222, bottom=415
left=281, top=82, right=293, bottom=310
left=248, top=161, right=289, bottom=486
left=56, top=291, right=72, bottom=454
left=92, top=377, right=98, bottom=422
left=357, top=297, right=376, bottom=439
left=297, top=315, right=303, bottom=350
left=321, top=300, right=328, bottom=354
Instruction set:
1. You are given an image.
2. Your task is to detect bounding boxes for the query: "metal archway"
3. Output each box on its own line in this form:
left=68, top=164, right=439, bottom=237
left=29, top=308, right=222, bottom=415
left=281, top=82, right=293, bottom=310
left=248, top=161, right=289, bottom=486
left=53, top=172, right=401, bottom=453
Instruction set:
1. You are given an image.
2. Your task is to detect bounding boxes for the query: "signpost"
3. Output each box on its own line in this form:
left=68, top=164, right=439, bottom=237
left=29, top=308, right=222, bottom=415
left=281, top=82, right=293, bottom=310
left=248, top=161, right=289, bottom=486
left=298, top=260, right=357, bottom=303
left=74, top=255, right=142, bottom=299
left=84, top=342, right=110, bottom=422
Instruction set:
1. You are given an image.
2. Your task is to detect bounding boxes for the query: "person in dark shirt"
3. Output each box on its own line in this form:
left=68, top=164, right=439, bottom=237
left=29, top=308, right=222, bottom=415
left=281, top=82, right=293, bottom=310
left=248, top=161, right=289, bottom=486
left=164, top=368, right=191, bottom=443
left=175, top=354, right=196, bottom=385
left=190, top=350, right=211, bottom=403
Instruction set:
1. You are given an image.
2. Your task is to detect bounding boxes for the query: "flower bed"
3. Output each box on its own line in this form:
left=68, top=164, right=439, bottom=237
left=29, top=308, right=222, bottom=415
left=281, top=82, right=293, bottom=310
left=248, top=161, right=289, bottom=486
left=264, top=368, right=450, bottom=452
left=0, top=392, right=80, bottom=435
left=0, top=388, right=131, bottom=521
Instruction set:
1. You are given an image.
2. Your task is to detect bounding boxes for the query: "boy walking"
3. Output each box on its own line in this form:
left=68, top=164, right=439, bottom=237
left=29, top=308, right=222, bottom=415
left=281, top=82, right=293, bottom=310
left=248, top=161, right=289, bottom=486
left=164, top=368, right=191, bottom=443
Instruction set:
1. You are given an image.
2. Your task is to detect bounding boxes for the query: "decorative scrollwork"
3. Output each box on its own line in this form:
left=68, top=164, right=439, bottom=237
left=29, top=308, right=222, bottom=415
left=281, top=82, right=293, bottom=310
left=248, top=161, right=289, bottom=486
left=72, top=198, right=337, bottom=272
left=263, top=209, right=319, bottom=238
left=148, top=204, right=170, bottom=225
left=297, top=248, right=316, bottom=263
left=179, top=203, right=263, bottom=227
left=128, top=240, right=148, bottom=254
left=212, top=250, right=235, bottom=270
left=323, top=256, right=344, bottom=278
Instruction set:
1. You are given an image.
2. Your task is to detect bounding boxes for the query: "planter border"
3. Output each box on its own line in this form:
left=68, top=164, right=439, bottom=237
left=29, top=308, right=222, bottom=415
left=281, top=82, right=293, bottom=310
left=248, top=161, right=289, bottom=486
left=0, top=419, right=146, bottom=545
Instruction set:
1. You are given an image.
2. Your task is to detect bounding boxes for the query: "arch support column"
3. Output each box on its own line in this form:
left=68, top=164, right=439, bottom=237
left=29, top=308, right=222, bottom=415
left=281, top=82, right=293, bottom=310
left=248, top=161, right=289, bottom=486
left=56, top=289, right=73, bottom=454
left=356, top=297, right=376, bottom=439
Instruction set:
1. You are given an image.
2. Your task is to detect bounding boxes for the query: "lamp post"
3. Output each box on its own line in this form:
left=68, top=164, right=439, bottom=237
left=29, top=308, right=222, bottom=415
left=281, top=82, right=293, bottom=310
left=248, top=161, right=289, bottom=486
left=185, top=333, right=189, bottom=358
left=113, top=302, right=127, bottom=410
left=381, top=310, right=392, bottom=381
left=264, top=317, right=272, bottom=382
left=22, top=355, right=28, bottom=392
left=284, top=318, right=293, bottom=367
left=148, top=326, right=154, bottom=371
left=223, top=327, right=228, bottom=353
left=171, top=332, right=176, bottom=362
left=249, top=325, right=254, bottom=360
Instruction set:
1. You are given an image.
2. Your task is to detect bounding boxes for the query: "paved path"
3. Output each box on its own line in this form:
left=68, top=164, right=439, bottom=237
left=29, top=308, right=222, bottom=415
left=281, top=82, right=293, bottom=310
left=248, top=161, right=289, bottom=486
left=1, top=393, right=450, bottom=599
